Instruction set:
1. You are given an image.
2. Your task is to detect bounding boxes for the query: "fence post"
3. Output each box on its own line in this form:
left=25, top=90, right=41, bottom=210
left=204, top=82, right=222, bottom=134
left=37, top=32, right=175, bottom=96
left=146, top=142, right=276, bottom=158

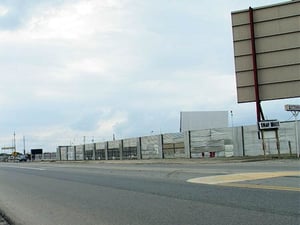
left=66, top=146, right=69, bottom=161
left=241, top=126, right=245, bottom=156
left=93, top=143, right=96, bottom=160
left=57, top=147, right=61, bottom=161
left=119, top=140, right=123, bottom=160
left=233, top=126, right=245, bottom=157
left=137, top=137, right=142, bottom=160
left=184, top=131, right=191, bottom=158
left=105, top=142, right=108, bottom=160
left=275, top=130, right=281, bottom=157
left=158, top=135, right=164, bottom=159
left=288, top=140, right=292, bottom=155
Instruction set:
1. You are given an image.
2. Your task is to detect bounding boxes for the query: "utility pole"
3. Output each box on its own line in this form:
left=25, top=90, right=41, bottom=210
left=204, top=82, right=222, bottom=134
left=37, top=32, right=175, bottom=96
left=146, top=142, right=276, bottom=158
left=13, top=131, right=16, bottom=152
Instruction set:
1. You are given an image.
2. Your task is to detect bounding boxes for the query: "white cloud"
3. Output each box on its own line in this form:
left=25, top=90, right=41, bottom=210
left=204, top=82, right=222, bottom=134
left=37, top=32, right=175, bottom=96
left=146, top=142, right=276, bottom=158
left=26, top=0, right=125, bottom=40
left=34, top=89, right=72, bottom=100
left=96, top=110, right=128, bottom=135
left=0, top=5, right=8, bottom=16
left=0, top=0, right=126, bottom=42
left=66, top=58, right=109, bottom=75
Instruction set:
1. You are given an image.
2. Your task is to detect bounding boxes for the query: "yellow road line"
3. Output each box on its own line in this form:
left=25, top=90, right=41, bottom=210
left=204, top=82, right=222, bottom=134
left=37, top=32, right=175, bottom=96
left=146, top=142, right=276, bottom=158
left=220, top=183, right=300, bottom=192
left=187, top=171, right=300, bottom=185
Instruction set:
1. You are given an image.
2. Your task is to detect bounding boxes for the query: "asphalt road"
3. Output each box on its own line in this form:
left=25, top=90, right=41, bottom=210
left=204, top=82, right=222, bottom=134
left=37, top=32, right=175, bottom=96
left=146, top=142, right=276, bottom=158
left=0, top=160, right=299, bottom=225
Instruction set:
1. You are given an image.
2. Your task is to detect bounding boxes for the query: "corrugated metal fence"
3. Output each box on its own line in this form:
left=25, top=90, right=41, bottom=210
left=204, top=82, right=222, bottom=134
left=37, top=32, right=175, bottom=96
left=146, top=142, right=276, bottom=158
left=57, top=121, right=299, bottom=161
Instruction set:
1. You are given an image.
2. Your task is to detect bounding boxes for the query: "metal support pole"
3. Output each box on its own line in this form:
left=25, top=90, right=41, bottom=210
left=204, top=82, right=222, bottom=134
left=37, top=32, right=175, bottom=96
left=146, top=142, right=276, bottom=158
left=249, top=7, right=261, bottom=125
left=293, top=111, right=299, bottom=158
left=261, top=131, right=266, bottom=158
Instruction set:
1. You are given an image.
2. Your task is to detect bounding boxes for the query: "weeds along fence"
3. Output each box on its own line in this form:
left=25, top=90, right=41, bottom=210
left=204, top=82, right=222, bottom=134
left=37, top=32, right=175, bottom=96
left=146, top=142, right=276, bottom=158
left=57, top=121, right=299, bottom=161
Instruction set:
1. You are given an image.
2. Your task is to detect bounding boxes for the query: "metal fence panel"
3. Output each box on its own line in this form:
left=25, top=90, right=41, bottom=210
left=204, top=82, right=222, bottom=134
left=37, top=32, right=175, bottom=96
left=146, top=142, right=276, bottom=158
left=123, top=138, right=138, bottom=159
left=75, top=145, right=84, bottom=160
left=190, top=129, right=226, bottom=158
left=67, top=146, right=75, bottom=160
left=60, top=146, right=68, bottom=160
left=95, top=142, right=106, bottom=160
left=108, top=141, right=120, bottom=160
left=141, top=135, right=160, bottom=159
left=163, top=133, right=185, bottom=158
left=96, top=142, right=106, bottom=150
left=242, top=126, right=264, bottom=156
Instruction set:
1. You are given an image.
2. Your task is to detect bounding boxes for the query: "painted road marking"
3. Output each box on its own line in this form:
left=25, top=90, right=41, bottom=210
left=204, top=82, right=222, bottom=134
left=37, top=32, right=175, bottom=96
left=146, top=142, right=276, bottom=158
left=221, top=183, right=300, bottom=192
left=187, top=171, right=300, bottom=192
left=0, top=165, right=46, bottom=171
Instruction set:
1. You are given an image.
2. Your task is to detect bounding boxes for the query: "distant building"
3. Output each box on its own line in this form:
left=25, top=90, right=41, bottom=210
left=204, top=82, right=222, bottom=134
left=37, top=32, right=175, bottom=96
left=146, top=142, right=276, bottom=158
left=180, top=111, right=228, bottom=132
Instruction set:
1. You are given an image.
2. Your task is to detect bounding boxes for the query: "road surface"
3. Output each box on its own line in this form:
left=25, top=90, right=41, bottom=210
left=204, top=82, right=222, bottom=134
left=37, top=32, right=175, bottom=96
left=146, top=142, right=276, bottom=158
left=0, top=159, right=299, bottom=225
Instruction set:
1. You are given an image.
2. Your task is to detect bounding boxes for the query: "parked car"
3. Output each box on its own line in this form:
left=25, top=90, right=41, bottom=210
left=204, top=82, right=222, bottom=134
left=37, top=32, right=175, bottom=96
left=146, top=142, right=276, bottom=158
left=18, top=155, right=27, bottom=162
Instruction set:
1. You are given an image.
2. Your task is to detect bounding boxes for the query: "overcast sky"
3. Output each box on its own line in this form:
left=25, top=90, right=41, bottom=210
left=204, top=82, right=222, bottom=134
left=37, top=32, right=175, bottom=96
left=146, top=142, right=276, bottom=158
left=0, top=0, right=299, bottom=152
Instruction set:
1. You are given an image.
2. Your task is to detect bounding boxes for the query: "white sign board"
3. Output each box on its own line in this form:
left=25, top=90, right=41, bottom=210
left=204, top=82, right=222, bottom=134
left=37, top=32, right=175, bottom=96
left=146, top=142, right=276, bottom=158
left=232, top=1, right=300, bottom=103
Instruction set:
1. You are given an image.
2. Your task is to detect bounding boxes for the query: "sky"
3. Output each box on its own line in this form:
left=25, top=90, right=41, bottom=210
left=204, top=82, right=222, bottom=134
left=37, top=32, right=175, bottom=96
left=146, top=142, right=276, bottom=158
left=0, top=0, right=299, bottom=153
